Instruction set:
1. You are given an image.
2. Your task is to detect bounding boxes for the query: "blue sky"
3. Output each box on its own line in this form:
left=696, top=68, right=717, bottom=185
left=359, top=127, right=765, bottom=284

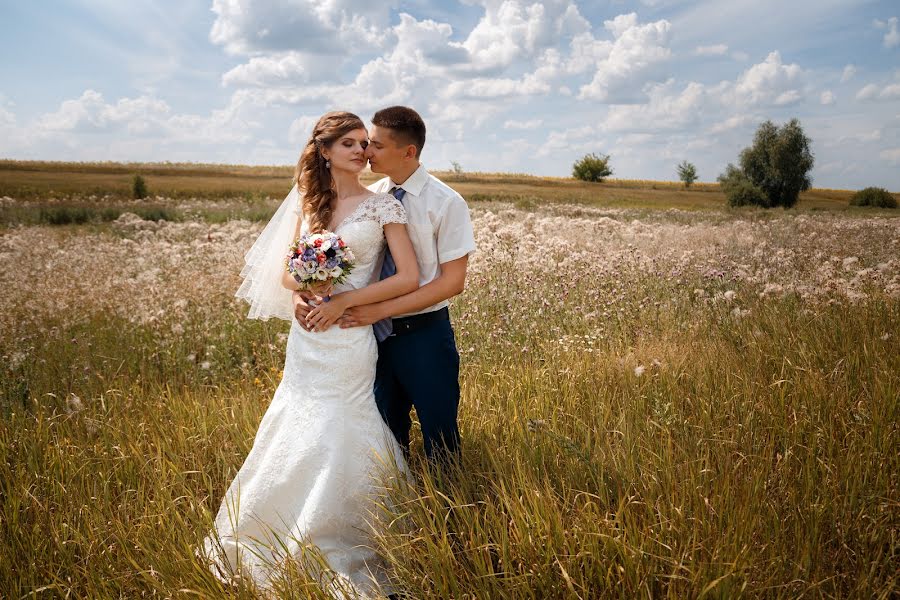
left=1, top=0, right=898, bottom=189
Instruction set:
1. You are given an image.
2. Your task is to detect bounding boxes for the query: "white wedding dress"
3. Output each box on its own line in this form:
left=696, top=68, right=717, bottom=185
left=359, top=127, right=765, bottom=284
left=201, top=192, right=409, bottom=598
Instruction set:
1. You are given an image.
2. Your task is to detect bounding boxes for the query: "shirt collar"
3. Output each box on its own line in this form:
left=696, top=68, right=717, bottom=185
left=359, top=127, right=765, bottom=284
left=390, top=164, right=428, bottom=197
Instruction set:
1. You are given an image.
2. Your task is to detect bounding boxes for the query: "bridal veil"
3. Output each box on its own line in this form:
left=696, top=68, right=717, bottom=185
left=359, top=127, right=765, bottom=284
left=235, top=184, right=301, bottom=321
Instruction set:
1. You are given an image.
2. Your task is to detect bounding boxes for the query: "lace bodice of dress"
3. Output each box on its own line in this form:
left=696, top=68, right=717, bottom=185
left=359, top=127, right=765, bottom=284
left=294, top=192, right=407, bottom=291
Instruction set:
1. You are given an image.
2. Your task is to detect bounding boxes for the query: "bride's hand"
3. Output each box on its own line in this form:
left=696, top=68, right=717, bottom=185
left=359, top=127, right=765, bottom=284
left=305, top=294, right=349, bottom=332
left=306, top=280, right=334, bottom=300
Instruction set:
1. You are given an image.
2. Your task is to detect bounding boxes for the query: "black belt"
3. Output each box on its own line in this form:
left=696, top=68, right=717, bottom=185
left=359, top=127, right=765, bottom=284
left=390, top=307, right=449, bottom=336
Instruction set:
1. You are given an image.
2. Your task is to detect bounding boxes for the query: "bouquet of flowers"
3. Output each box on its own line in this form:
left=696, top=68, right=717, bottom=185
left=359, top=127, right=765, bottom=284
left=285, top=231, right=355, bottom=289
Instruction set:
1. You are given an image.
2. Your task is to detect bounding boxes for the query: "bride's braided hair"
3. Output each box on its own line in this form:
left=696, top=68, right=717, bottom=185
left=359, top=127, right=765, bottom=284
left=294, top=111, right=365, bottom=233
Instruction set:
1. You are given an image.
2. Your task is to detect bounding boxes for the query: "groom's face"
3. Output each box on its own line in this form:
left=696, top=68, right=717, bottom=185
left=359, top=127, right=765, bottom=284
left=366, top=125, right=411, bottom=177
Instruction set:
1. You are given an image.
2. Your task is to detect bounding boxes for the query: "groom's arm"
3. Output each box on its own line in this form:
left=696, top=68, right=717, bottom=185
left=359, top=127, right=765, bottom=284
left=338, top=255, right=468, bottom=328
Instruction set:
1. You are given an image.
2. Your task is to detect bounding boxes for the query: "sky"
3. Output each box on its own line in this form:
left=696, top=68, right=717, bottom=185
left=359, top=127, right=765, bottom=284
left=1, top=0, right=898, bottom=190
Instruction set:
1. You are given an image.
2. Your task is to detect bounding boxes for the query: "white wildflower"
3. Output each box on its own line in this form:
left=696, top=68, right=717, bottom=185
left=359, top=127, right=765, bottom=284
left=66, top=393, right=84, bottom=414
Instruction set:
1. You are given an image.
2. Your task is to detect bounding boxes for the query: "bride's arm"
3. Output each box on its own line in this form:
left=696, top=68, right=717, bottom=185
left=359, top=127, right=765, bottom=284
left=305, top=223, right=419, bottom=331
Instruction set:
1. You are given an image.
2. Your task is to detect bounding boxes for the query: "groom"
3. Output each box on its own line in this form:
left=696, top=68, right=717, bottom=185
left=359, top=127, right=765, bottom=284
left=293, top=106, right=476, bottom=464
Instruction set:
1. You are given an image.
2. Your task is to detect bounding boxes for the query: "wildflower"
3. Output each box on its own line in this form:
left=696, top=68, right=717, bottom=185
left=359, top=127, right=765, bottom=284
left=66, top=393, right=84, bottom=414
left=723, top=290, right=736, bottom=302
left=200, top=361, right=211, bottom=370
left=634, top=365, right=646, bottom=377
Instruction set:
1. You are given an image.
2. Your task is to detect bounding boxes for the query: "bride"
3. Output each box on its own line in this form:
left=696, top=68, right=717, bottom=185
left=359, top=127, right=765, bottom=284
left=200, top=111, right=419, bottom=597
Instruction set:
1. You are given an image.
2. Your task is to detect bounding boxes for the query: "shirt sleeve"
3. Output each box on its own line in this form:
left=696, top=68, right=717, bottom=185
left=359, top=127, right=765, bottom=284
left=376, top=194, right=408, bottom=226
left=436, top=194, right=476, bottom=263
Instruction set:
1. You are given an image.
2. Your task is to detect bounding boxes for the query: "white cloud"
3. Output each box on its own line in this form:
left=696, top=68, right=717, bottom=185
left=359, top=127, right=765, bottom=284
left=0, top=105, right=15, bottom=128
left=840, top=64, right=857, bottom=83
left=36, top=90, right=172, bottom=134
left=856, top=82, right=900, bottom=101
left=538, top=124, right=597, bottom=156
left=708, top=114, right=757, bottom=134
left=882, top=83, right=900, bottom=99
left=209, top=0, right=395, bottom=56
left=856, top=83, right=879, bottom=101
left=577, top=13, right=672, bottom=102
left=222, top=52, right=312, bottom=87
left=880, top=147, right=900, bottom=164
left=602, top=80, right=713, bottom=132
left=694, top=44, right=728, bottom=56
left=731, top=51, right=803, bottom=106
left=461, top=0, right=589, bottom=72
left=874, top=16, right=899, bottom=49
left=34, top=89, right=257, bottom=145
left=443, top=48, right=561, bottom=99
left=288, top=115, right=320, bottom=145
left=504, top=118, right=543, bottom=130
left=820, top=90, right=835, bottom=105
left=855, top=130, right=882, bottom=143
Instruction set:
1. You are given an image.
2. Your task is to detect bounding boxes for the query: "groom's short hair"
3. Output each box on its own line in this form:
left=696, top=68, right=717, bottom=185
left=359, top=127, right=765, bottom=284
left=372, top=106, right=426, bottom=158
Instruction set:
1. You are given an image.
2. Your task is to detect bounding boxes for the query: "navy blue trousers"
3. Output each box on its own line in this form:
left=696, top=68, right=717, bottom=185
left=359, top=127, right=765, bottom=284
left=374, top=318, right=460, bottom=462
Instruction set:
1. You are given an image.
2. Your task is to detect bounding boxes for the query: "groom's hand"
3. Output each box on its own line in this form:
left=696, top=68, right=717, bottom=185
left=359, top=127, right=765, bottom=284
left=339, top=304, right=383, bottom=328
left=292, top=290, right=315, bottom=331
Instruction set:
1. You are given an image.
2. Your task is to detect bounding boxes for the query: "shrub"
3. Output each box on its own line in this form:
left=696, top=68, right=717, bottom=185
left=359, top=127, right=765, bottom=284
left=39, top=206, right=93, bottom=225
left=572, top=153, right=613, bottom=182
left=718, top=164, right=768, bottom=208
left=132, top=174, right=148, bottom=199
left=134, top=206, right=178, bottom=222
left=849, top=187, right=897, bottom=209
left=677, top=160, right=698, bottom=189
left=99, top=207, right=123, bottom=222
left=738, top=119, right=814, bottom=208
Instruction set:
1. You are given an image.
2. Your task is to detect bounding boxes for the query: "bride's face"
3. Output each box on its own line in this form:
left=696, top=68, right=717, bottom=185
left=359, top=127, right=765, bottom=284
left=324, top=128, right=369, bottom=173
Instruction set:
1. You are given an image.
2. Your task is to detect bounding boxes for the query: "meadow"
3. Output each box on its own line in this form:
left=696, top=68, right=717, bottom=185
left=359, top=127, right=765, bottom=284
left=1, top=161, right=897, bottom=598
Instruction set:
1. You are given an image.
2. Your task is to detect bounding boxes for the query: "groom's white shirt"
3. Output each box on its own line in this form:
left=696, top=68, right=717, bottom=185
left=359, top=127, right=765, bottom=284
left=368, top=164, right=476, bottom=317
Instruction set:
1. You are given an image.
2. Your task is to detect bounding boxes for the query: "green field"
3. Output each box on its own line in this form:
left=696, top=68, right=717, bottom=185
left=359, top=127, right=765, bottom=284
left=1, top=161, right=897, bottom=598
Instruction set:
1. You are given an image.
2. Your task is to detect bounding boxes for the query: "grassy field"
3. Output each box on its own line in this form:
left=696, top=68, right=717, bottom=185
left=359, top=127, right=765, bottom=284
left=0, top=159, right=873, bottom=212
left=1, top=163, right=898, bottom=598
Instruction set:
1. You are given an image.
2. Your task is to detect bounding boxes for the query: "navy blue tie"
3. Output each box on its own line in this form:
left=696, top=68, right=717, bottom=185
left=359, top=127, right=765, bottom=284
left=373, top=186, right=406, bottom=342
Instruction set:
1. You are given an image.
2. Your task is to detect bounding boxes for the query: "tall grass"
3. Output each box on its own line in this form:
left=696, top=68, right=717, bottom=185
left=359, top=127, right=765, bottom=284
left=1, top=202, right=897, bottom=598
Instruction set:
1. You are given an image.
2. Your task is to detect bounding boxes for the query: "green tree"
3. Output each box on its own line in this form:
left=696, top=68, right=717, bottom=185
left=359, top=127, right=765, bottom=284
left=849, top=187, right=897, bottom=209
left=677, top=160, right=698, bottom=189
left=732, top=118, right=814, bottom=208
left=572, top=153, right=613, bottom=182
left=718, top=164, right=768, bottom=207
left=132, top=174, right=148, bottom=199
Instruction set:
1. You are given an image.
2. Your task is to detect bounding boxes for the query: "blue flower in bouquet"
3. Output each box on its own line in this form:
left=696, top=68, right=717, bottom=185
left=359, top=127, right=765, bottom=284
left=285, top=230, right=355, bottom=290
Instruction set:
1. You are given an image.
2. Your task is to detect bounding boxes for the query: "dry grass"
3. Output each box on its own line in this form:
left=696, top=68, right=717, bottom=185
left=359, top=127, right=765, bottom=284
left=0, top=160, right=871, bottom=212
left=1, top=175, right=898, bottom=597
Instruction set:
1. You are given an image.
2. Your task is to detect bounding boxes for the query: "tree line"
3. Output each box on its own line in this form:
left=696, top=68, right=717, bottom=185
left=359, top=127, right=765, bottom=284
left=572, top=119, right=896, bottom=209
